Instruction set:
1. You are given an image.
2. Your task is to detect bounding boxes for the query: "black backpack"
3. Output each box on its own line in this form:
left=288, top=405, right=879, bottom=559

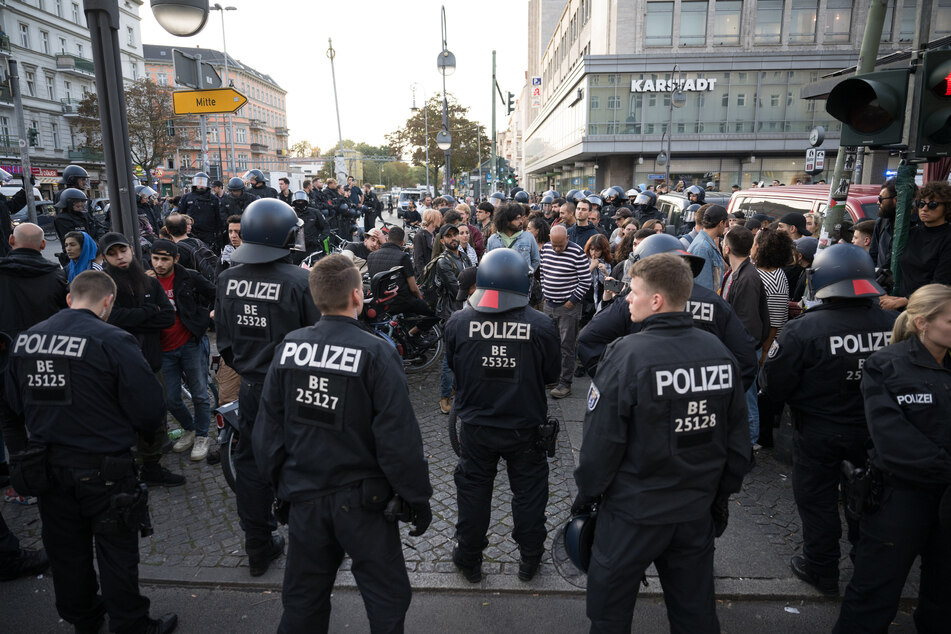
left=177, top=237, right=219, bottom=284
left=418, top=252, right=460, bottom=312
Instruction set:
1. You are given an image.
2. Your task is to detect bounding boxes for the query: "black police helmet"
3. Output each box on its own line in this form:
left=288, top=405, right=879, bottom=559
left=631, top=233, right=705, bottom=278
left=54, top=188, right=88, bottom=209
left=541, top=195, right=554, bottom=205
left=509, top=186, right=524, bottom=198
left=444, top=195, right=458, bottom=206
left=807, top=243, right=884, bottom=300
left=469, top=248, right=530, bottom=314
left=63, top=164, right=89, bottom=182
left=582, top=189, right=593, bottom=197
left=514, top=190, right=530, bottom=204
left=192, top=172, right=210, bottom=189
left=291, top=190, right=309, bottom=204
left=565, top=189, right=579, bottom=200
left=633, top=190, right=657, bottom=208
left=549, top=190, right=562, bottom=199
left=585, top=195, right=603, bottom=208
left=230, top=199, right=299, bottom=264
left=685, top=185, right=706, bottom=204
left=227, top=177, right=245, bottom=191
left=571, top=191, right=586, bottom=202
left=244, top=169, right=266, bottom=185
left=611, top=186, right=628, bottom=201
left=563, top=509, right=597, bottom=573
left=489, top=192, right=506, bottom=202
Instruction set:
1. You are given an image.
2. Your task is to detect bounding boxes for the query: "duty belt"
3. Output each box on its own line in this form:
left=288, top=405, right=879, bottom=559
left=46, top=444, right=133, bottom=470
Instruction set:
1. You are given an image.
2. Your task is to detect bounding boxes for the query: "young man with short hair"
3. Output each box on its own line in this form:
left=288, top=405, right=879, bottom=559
left=852, top=220, right=875, bottom=252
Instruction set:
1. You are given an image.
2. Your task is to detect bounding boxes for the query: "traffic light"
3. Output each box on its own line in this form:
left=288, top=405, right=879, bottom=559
left=826, top=69, right=909, bottom=147
left=915, top=50, right=951, bottom=158
left=506, top=91, right=514, bottom=115
left=27, top=127, right=38, bottom=147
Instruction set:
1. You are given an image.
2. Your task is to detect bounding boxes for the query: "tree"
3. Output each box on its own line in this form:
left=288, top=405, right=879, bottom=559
left=386, top=94, right=490, bottom=195
left=290, top=140, right=316, bottom=157
left=75, top=79, right=177, bottom=178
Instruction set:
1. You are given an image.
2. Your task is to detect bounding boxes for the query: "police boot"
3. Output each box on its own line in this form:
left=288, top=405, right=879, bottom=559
left=517, top=555, right=542, bottom=582
left=143, top=612, right=178, bottom=634
left=248, top=534, right=285, bottom=577
left=790, top=555, right=838, bottom=596
left=452, top=546, right=482, bottom=584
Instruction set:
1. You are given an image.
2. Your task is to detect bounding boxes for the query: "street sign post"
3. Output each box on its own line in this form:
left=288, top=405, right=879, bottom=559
left=815, top=149, right=825, bottom=171
left=805, top=148, right=816, bottom=172
left=172, top=88, right=248, bottom=115
left=173, top=49, right=222, bottom=90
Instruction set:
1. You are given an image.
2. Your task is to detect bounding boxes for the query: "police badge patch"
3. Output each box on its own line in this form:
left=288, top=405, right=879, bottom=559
left=587, top=383, right=600, bottom=411
left=767, top=340, right=780, bottom=359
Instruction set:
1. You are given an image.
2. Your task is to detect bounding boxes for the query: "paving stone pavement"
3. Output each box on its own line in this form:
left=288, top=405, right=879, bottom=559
left=1, top=362, right=918, bottom=596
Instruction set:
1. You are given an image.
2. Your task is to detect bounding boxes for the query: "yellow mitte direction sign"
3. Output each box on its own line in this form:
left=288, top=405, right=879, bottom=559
left=172, top=88, right=248, bottom=115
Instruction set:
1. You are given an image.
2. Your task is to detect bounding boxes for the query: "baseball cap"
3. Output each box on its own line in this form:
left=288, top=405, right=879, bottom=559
left=456, top=266, right=478, bottom=302
left=438, top=224, right=459, bottom=239
left=779, top=212, right=812, bottom=236
left=612, top=208, right=633, bottom=220
left=150, top=239, right=179, bottom=258
left=795, top=236, right=819, bottom=260
left=701, top=205, right=729, bottom=227
left=98, top=232, right=130, bottom=254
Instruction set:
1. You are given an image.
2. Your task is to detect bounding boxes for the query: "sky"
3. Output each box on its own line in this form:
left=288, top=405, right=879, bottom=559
left=139, top=0, right=531, bottom=155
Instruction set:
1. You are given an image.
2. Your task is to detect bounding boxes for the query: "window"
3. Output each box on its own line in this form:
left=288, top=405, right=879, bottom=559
left=935, top=0, right=951, bottom=36
left=55, top=0, right=63, bottom=17
left=770, top=94, right=780, bottom=107
left=72, top=2, right=80, bottom=24
left=59, top=37, right=67, bottom=54
left=52, top=123, right=60, bottom=148
left=721, top=93, right=729, bottom=107
left=76, top=43, right=83, bottom=58
left=236, top=127, right=247, bottom=144
left=127, top=26, right=135, bottom=47
left=31, top=121, right=40, bottom=146
left=679, top=1, right=708, bottom=46
left=46, top=76, right=55, bottom=100
left=713, top=1, right=742, bottom=45
left=0, top=117, right=9, bottom=143
left=25, top=71, right=36, bottom=97
left=131, top=62, right=138, bottom=80
left=40, top=31, right=50, bottom=55
left=19, top=23, right=30, bottom=49
left=64, top=80, right=72, bottom=100
left=157, top=73, right=168, bottom=86
left=824, top=0, right=852, bottom=42
left=607, top=96, right=621, bottom=109
left=754, top=0, right=783, bottom=44
left=790, top=0, right=818, bottom=43
left=737, top=93, right=746, bottom=107
left=881, top=2, right=894, bottom=40
left=645, top=2, right=674, bottom=46
left=898, top=0, right=916, bottom=41
left=39, top=0, right=46, bottom=9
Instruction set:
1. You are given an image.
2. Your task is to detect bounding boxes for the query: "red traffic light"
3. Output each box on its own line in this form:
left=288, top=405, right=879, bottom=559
left=931, top=68, right=951, bottom=98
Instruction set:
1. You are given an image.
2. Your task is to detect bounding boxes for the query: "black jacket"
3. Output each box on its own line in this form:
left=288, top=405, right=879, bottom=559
left=578, top=283, right=758, bottom=390
left=0, top=189, right=28, bottom=258
left=167, top=263, right=216, bottom=339
left=253, top=315, right=432, bottom=508
left=445, top=303, right=560, bottom=429
left=435, top=250, right=470, bottom=320
left=862, top=336, right=951, bottom=486
left=0, top=249, right=68, bottom=339
left=760, top=299, right=898, bottom=429
left=53, top=209, right=102, bottom=247
left=412, top=229, right=435, bottom=279
left=137, top=201, right=161, bottom=235
left=575, top=311, right=750, bottom=524
left=220, top=191, right=259, bottom=219
left=896, top=222, right=951, bottom=298
left=278, top=189, right=294, bottom=206
left=4, top=308, right=166, bottom=454
left=868, top=216, right=893, bottom=270
left=215, top=259, right=322, bottom=383
left=106, top=272, right=176, bottom=372
left=180, top=190, right=225, bottom=248
left=723, top=257, right=770, bottom=345
left=634, top=205, right=664, bottom=223
left=251, top=184, right=278, bottom=200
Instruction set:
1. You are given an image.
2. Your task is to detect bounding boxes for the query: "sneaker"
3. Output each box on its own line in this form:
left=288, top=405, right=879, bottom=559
left=790, top=555, right=839, bottom=596
left=249, top=535, right=285, bottom=577
left=0, top=548, right=49, bottom=581
left=143, top=612, right=178, bottom=634
left=550, top=384, right=571, bottom=399
left=4, top=487, right=37, bottom=505
left=439, top=397, right=452, bottom=414
left=518, top=556, right=542, bottom=582
left=190, top=436, right=211, bottom=462
left=140, top=464, right=186, bottom=488
left=752, top=443, right=763, bottom=451
left=172, top=430, right=195, bottom=453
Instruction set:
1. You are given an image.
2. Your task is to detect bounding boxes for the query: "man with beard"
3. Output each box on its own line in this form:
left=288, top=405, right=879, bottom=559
left=868, top=177, right=912, bottom=275
left=100, top=233, right=184, bottom=487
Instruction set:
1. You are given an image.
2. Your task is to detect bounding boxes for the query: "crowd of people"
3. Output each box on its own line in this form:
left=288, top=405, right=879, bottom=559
left=0, top=164, right=949, bottom=633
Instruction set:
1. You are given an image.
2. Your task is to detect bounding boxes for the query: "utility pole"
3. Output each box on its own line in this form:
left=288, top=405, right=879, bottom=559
left=327, top=39, right=346, bottom=183
left=195, top=54, right=210, bottom=175
left=491, top=50, right=497, bottom=194
left=7, top=60, right=37, bottom=223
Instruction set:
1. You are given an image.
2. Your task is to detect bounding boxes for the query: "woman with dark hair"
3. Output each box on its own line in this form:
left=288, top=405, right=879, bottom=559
left=527, top=215, right=550, bottom=247
left=63, top=231, right=104, bottom=283
left=584, top=233, right=612, bottom=315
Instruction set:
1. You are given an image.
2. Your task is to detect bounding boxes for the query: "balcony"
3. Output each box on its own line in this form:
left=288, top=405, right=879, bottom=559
left=0, top=33, right=11, bottom=56
left=247, top=118, right=265, bottom=130
left=68, top=146, right=104, bottom=162
left=275, top=126, right=289, bottom=137
left=250, top=142, right=268, bottom=154
left=56, top=54, right=96, bottom=78
left=61, top=98, right=83, bottom=117
left=0, top=135, right=19, bottom=155
left=0, top=83, right=11, bottom=102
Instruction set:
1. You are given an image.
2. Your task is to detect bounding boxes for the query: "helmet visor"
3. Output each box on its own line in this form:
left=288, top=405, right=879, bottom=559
left=633, top=193, right=652, bottom=206
left=193, top=175, right=209, bottom=188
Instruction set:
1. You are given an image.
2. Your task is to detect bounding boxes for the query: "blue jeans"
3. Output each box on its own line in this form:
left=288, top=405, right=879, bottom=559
left=160, top=337, right=211, bottom=436
left=746, top=378, right=761, bottom=446
left=440, top=355, right=454, bottom=399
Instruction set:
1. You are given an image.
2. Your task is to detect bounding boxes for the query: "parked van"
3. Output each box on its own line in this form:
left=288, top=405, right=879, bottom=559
left=727, top=184, right=881, bottom=224
left=657, top=191, right=733, bottom=235
left=397, top=188, right=427, bottom=214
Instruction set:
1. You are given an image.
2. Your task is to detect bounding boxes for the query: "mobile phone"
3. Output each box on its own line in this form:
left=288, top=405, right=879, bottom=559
left=604, top=278, right=625, bottom=293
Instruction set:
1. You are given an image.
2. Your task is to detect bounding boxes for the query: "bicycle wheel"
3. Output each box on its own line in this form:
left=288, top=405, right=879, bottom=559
left=403, top=324, right=444, bottom=374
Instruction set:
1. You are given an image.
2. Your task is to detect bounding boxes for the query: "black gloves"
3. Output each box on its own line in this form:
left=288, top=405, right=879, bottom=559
left=571, top=494, right=596, bottom=516
left=711, top=493, right=730, bottom=538
left=409, top=504, right=432, bottom=537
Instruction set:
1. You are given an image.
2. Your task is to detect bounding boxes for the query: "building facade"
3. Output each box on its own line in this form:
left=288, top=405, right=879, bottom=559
left=520, top=0, right=951, bottom=193
left=0, top=0, right=145, bottom=199
left=143, top=44, right=288, bottom=195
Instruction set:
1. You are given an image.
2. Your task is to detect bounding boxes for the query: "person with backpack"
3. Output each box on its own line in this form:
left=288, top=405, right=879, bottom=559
left=163, top=214, right=219, bottom=284
left=432, top=225, right=472, bottom=321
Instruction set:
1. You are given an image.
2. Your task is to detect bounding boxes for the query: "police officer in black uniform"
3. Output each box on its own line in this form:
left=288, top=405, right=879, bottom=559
left=631, top=190, right=664, bottom=223
left=575, top=253, right=750, bottom=633
left=178, top=172, right=225, bottom=252
left=835, top=283, right=951, bottom=633
left=444, top=249, right=561, bottom=583
left=253, top=254, right=432, bottom=632
left=3, top=270, right=177, bottom=634
left=53, top=188, right=101, bottom=248
left=245, top=169, right=279, bottom=200
left=220, top=177, right=259, bottom=219
left=214, top=198, right=321, bottom=577
left=760, top=244, right=898, bottom=596
left=52, top=164, right=90, bottom=206
left=578, top=233, right=758, bottom=390
left=290, top=190, right=328, bottom=262
left=135, top=185, right=161, bottom=236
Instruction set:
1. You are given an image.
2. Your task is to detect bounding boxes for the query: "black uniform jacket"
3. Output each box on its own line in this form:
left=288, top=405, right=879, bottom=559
left=53, top=209, right=102, bottom=247
left=576, top=312, right=750, bottom=524
left=167, top=263, right=216, bottom=340
left=862, top=336, right=951, bottom=486
left=179, top=190, right=224, bottom=239
left=760, top=299, right=898, bottom=429
left=5, top=308, right=166, bottom=454
left=251, top=185, right=279, bottom=200
left=0, top=249, right=68, bottom=339
left=445, top=303, right=560, bottom=429
left=577, top=283, right=757, bottom=389
left=214, top=260, right=321, bottom=383
left=253, top=316, right=432, bottom=506
left=220, top=191, right=259, bottom=218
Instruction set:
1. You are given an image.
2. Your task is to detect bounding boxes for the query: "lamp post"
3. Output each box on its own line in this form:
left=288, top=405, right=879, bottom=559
left=326, top=39, right=346, bottom=183
left=211, top=3, right=236, bottom=178
left=410, top=84, right=430, bottom=194
left=436, top=5, right=455, bottom=196
left=660, top=64, right=686, bottom=188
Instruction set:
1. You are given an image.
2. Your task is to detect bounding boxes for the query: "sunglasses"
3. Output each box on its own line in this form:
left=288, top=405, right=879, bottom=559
left=877, top=195, right=895, bottom=203
left=915, top=200, right=946, bottom=210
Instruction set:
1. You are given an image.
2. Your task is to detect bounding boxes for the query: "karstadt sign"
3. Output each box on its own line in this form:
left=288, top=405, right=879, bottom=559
left=631, top=77, right=718, bottom=92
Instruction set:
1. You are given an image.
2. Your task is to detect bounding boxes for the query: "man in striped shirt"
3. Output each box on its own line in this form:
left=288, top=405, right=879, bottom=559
left=540, top=225, right=591, bottom=398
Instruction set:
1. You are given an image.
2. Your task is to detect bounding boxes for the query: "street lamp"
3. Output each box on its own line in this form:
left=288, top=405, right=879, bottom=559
left=150, top=0, right=209, bottom=36
left=410, top=84, right=431, bottom=194
left=437, top=5, right=455, bottom=196
left=210, top=3, right=236, bottom=178
left=662, top=64, right=686, bottom=188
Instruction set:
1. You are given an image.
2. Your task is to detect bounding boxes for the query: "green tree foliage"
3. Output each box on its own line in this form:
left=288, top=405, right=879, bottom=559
left=290, top=140, right=319, bottom=157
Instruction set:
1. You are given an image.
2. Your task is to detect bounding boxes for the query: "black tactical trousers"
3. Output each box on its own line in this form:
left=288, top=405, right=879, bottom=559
left=39, top=464, right=149, bottom=633
left=792, top=424, right=868, bottom=578
left=835, top=485, right=951, bottom=634
left=453, top=424, right=548, bottom=567
left=279, top=490, right=412, bottom=634
left=586, top=509, right=719, bottom=634
left=235, top=379, right=277, bottom=553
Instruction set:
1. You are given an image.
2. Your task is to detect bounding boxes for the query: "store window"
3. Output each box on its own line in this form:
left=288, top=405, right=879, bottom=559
left=679, top=1, right=708, bottom=47
left=824, top=0, right=853, bottom=42
left=789, top=0, right=818, bottom=43
left=754, top=0, right=783, bottom=44
left=713, top=1, right=742, bottom=46
left=645, top=2, right=674, bottom=46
